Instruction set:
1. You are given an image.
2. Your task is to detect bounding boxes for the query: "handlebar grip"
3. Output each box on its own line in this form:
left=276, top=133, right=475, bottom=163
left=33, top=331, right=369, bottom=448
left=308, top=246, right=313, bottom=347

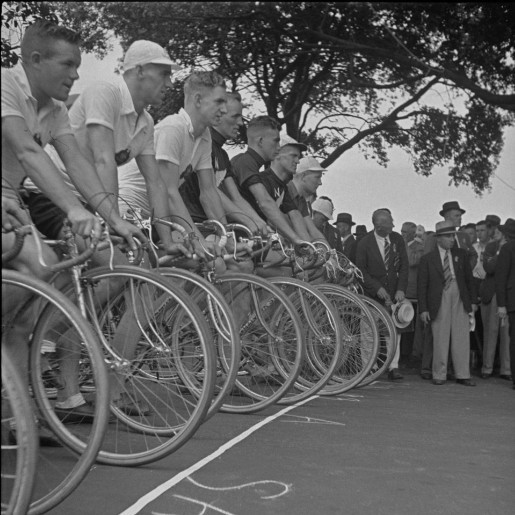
left=1, top=225, right=33, bottom=264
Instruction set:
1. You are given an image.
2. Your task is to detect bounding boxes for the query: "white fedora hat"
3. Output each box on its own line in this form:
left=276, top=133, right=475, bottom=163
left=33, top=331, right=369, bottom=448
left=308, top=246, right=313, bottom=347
left=391, top=299, right=415, bottom=329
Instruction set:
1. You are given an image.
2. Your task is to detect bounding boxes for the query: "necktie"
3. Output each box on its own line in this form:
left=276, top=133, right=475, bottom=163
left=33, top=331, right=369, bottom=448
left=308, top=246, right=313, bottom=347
left=384, top=238, right=391, bottom=270
left=443, top=250, right=452, bottom=289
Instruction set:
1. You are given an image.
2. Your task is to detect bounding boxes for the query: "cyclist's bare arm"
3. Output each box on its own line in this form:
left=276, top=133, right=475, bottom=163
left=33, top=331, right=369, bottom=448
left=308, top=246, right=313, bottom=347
left=288, top=209, right=312, bottom=242
left=158, top=159, right=209, bottom=260
left=248, top=182, right=304, bottom=245
left=54, top=132, right=145, bottom=249
left=220, top=177, right=269, bottom=235
left=2, top=116, right=100, bottom=239
left=135, top=153, right=189, bottom=256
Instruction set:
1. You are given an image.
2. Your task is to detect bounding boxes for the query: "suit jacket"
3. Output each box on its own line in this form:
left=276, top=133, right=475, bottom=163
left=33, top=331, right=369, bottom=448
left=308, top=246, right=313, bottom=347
left=405, top=238, right=424, bottom=300
left=341, top=234, right=356, bottom=260
left=424, top=229, right=478, bottom=269
left=355, top=231, right=409, bottom=301
left=323, top=223, right=344, bottom=254
left=495, top=239, right=515, bottom=312
left=418, top=245, right=476, bottom=320
left=479, top=240, right=501, bottom=304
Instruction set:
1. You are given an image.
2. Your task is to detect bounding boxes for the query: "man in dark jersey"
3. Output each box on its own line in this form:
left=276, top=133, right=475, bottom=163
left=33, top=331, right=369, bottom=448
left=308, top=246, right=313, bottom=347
left=180, top=92, right=269, bottom=236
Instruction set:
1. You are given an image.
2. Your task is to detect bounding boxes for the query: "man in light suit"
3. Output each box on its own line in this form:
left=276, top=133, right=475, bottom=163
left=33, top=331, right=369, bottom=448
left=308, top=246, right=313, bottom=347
left=418, top=220, right=478, bottom=386
left=355, top=209, right=409, bottom=380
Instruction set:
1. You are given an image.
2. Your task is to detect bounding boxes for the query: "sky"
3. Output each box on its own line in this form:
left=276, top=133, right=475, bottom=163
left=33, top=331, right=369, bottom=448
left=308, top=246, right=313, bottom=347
left=73, top=43, right=515, bottom=232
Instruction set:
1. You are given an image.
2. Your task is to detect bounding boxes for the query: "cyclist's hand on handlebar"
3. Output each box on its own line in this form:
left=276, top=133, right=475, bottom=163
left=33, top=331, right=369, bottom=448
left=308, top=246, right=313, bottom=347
left=110, top=218, right=148, bottom=252
left=2, top=197, right=30, bottom=231
left=162, top=241, right=192, bottom=258
left=66, top=206, right=102, bottom=239
left=293, top=240, right=313, bottom=256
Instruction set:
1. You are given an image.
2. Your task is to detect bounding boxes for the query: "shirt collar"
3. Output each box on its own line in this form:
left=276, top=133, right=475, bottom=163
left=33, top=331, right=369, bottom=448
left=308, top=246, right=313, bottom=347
left=210, top=127, right=226, bottom=147
left=246, top=147, right=267, bottom=169
left=119, top=78, right=137, bottom=116
left=13, top=63, right=61, bottom=113
left=374, top=231, right=389, bottom=243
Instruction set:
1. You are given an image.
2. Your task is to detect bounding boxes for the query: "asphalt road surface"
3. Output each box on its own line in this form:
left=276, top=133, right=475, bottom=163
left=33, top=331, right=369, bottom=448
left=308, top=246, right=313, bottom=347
left=47, top=370, right=515, bottom=515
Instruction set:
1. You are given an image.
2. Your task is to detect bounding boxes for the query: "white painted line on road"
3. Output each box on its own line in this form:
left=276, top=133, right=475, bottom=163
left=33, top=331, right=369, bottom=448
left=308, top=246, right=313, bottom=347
left=118, top=395, right=319, bottom=515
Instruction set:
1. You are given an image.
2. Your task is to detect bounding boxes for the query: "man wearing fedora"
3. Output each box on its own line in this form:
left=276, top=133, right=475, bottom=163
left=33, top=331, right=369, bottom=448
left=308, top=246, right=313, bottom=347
left=495, top=218, right=515, bottom=389
left=355, top=208, right=409, bottom=380
left=334, top=212, right=357, bottom=261
left=424, top=201, right=477, bottom=269
left=418, top=220, right=478, bottom=386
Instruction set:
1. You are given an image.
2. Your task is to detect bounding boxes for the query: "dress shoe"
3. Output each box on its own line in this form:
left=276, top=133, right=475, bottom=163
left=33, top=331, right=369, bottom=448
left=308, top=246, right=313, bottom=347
left=432, top=379, right=445, bottom=385
left=499, top=374, right=513, bottom=381
left=420, top=372, right=432, bottom=380
left=388, top=369, right=403, bottom=381
left=54, top=402, right=96, bottom=424
left=112, top=393, right=151, bottom=417
left=456, top=378, right=476, bottom=387
left=9, top=427, right=62, bottom=447
left=481, top=373, right=491, bottom=379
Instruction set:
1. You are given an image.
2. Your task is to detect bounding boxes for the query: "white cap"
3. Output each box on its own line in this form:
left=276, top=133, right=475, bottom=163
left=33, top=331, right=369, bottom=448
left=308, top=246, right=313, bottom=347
left=122, top=40, right=182, bottom=72
left=296, top=155, right=327, bottom=174
left=279, top=134, right=308, bottom=152
left=311, top=197, right=334, bottom=220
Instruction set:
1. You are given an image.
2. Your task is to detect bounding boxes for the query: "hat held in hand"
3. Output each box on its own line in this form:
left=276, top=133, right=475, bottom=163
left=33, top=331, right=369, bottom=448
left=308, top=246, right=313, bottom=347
left=391, top=299, right=415, bottom=329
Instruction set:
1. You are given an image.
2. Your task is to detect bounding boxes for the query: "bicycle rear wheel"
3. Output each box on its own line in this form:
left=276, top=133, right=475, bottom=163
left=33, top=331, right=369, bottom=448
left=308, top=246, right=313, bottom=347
left=2, top=269, right=109, bottom=515
left=213, top=272, right=305, bottom=413
left=1, top=343, right=38, bottom=515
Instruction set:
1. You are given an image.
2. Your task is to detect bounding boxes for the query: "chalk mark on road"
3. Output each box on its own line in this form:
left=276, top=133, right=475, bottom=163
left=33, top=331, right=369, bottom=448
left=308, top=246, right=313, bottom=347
left=186, top=477, right=291, bottom=499
left=281, top=414, right=346, bottom=426
left=119, top=395, right=318, bottom=515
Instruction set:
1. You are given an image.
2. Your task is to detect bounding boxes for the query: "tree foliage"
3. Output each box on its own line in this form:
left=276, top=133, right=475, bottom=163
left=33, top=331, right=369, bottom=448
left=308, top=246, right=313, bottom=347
left=5, top=2, right=515, bottom=194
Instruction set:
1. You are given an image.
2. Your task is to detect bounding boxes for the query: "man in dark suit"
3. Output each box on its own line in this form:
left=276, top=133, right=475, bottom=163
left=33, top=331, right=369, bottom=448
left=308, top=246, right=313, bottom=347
left=334, top=212, right=356, bottom=261
left=418, top=220, right=478, bottom=386
left=355, top=208, right=409, bottom=380
left=495, top=218, right=515, bottom=389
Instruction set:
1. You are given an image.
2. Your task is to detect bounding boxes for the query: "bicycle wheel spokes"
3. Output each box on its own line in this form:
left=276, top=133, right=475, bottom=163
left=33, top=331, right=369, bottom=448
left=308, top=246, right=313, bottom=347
left=3, top=269, right=109, bottom=515
left=355, top=296, right=397, bottom=388
left=79, top=266, right=216, bottom=466
left=1, top=344, right=38, bottom=515
left=313, top=284, right=380, bottom=394
left=268, top=277, right=343, bottom=404
left=213, top=273, right=305, bottom=413
left=157, top=268, right=241, bottom=421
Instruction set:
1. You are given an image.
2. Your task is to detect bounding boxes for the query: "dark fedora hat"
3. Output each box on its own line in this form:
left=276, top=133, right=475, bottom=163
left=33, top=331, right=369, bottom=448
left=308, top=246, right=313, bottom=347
left=485, top=214, right=501, bottom=226
left=499, top=218, right=515, bottom=237
left=439, top=201, right=466, bottom=217
left=355, top=224, right=367, bottom=236
left=333, top=213, right=355, bottom=226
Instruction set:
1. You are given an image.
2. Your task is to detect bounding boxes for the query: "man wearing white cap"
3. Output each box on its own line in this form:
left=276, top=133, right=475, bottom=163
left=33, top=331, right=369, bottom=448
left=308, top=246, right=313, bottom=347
left=311, top=196, right=343, bottom=253
left=287, top=154, right=334, bottom=246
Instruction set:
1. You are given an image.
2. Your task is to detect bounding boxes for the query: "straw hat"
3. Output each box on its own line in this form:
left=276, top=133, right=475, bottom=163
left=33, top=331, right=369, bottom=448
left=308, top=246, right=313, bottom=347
left=391, top=299, right=415, bottom=329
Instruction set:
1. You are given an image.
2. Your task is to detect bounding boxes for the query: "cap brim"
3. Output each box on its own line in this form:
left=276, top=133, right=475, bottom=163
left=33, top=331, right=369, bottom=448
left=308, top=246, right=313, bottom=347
left=439, top=208, right=466, bottom=216
left=282, top=142, right=308, bottom=152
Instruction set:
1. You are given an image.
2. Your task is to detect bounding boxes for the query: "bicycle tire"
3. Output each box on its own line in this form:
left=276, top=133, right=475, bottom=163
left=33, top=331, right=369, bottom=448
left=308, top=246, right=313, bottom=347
left=1, top=343, right=38, bottom=515
left=213, top=272, right=305, bottom=413
left=312, top=284, right=380, bottom=394
left=156, top=267, right=240, bottom=420
left=2, top=269, right=109, bottom=515
left=355, top=296, right=398, bottom=387
left=267, top=277, right=344, bottom=403
left=65, top=265, right=216, bottom=466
